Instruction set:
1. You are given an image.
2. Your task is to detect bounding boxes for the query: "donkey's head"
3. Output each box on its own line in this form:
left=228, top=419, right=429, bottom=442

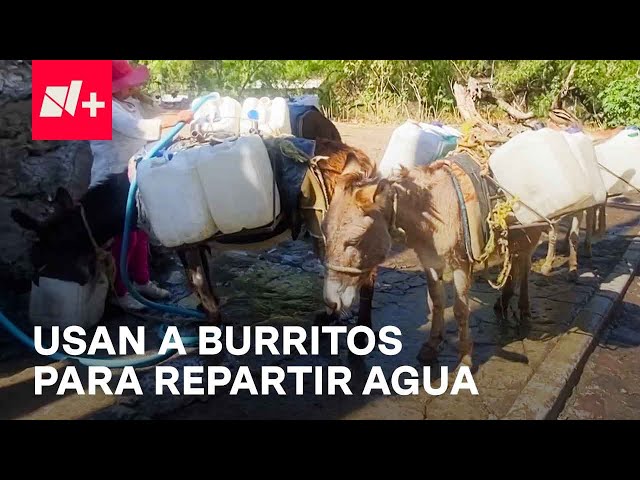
left=11, top=187, right=96, bottom=284
left=321, top=172, right=393, bottom=315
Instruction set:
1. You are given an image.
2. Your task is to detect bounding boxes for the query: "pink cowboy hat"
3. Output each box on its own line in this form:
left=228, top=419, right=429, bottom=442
left=112, top=60, right=150, bottom=93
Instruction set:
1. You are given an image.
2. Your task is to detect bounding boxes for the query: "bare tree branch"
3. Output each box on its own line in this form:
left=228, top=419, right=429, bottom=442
left=552, top=62, right=577, bottom=110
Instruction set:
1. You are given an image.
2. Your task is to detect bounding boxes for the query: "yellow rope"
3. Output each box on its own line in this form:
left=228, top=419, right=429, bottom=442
left=474, top=195, right=519, bottom=289
left=448, top=124, right=494, bottom=174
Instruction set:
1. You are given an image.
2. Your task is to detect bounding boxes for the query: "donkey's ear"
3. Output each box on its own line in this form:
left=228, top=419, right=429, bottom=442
left=343, top=152, right=362, bottom=175
left=355, top=179, right=388, bottom=209
left=355, top=183, right=379, bottom=209
left=53, top=187, right=74, bottom=210
left=11, top=209, right=42, bottom=233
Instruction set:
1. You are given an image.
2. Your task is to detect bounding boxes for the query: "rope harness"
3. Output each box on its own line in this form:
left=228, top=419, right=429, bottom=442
left=79, top=203, right=146, bottom=313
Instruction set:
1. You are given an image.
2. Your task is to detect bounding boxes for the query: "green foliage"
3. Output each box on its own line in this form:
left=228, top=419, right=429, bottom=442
left=599, top=77, right=640, bottom=127
left=135, top=60, right=640, bottom=125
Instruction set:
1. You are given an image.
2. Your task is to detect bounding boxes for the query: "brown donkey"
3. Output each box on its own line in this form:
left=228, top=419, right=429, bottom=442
left=321, top=156, right=546, bottom=368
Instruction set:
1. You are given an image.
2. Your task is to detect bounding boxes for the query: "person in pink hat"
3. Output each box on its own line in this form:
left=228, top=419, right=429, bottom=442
left=89, top=60, right=194, bottom=311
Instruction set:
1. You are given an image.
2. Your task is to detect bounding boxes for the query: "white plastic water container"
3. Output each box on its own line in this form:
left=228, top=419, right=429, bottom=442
left=29, top=271, right=108, bottom=330
left=595, top=126, right=640, bottom=196
left=268, top=97, right=292, bottom=136
left=240, top=97, right=260, bottom=134
left=240, top=97, right=292, bottom=136
left=137, top=150, right=219, bottom=247
left=378, top=120, right=461, bottom=177
left=192, top=93, right=221, bottom=122
left=218, top=96, right=242, bottom=135
left=194, top=96, right=242, bottom=136
left=489, top=128, right=596, bottom=225
left=195, top=135, right=281, bottom=234
left=562, top=129, right=608, bottom=205
left=257, top=97, right=271, bottom=130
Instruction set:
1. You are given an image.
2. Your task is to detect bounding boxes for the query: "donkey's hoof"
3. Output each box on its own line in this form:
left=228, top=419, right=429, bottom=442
left=417, top=343, right=440, bottom=364
left=567, top=269, right=579, bottom=283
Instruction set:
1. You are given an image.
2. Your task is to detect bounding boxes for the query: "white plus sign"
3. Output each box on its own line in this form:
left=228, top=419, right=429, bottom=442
left=82, top=92, right=105, bottom=117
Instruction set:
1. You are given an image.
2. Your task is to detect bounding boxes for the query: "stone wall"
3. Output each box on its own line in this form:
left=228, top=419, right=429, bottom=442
left=0, top=60, right=93, bottom=290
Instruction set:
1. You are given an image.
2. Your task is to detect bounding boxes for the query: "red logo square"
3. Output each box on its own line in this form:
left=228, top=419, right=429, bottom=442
left=32, top=60, right=112, bottom=141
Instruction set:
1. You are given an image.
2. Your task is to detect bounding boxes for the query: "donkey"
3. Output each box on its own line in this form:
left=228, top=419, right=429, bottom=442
left=537, top=118, right=625, bottom=279
left=11, top=138, right=376, bottom=326
left=538, top=128, right=624, bottom=280
left=321, top=157, right=547, bottom=368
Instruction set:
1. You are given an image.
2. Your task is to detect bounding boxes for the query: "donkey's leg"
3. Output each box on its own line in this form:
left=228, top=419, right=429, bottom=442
left=417, top=266, right=446, bottom=364
left=518, top=253, right=534, bottom=322
left=199, top=245, right=216, bottom=298
left=182, top=246, right=222, bottom=325
left=350, top=269, right=378, bottom=349
left=584, top=207, right=596, bottom=258
left=494, top=256, right=516, bottom=322
left=311, top=236, right=326, bottom=262
left=453, top=262, right=473, bottom=368
left=540, top=226, right=557, bottom=276
left=593, top=203, right=607, bottom=238
left=311, top=236, right=336, bottom=326
left=357, top=268, right=376, bottom=329
left=567, top=213, right=581, bottom=282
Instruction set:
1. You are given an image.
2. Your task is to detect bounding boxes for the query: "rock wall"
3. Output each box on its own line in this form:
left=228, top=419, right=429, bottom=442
left=0, top=60, right=93, bottom=291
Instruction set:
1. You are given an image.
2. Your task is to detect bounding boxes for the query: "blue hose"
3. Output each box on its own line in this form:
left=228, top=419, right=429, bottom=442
left=0, top=311, right=177, bottom=368
left=120, top=95, right=215, bottom=319
left=0, top=93, right=219, bottom=367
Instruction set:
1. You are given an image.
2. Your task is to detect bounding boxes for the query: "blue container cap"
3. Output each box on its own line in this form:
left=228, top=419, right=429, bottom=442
left=248, top=109, right=259, bottom=121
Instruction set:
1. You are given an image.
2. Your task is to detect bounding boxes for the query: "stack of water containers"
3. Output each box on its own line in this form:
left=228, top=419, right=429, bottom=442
left=594, top=126, right=640, bottom=196
left=240, top=96, right=292, bottom=136
left=377, top=120, right=462, bottom=177
left=488, top=127, right=607, bottom=226
left=137, top=134, right=281, bottom=248
left=191, top=93, right=242, bottom=136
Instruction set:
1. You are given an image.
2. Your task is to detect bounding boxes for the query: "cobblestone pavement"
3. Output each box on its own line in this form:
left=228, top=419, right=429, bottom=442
left=559, top=273, right=640, bottom=420
left=1, top=123, right=639, bottom=420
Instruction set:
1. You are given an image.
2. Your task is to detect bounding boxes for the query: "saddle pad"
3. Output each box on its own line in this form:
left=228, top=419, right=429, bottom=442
left=446, top=154, right=493, bottom=262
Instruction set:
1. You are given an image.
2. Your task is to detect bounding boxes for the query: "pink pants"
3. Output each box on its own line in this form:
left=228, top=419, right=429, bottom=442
left=111, top=230, right=150, bottom=297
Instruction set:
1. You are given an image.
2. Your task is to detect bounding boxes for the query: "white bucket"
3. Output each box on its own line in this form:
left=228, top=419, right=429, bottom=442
left=29, top=271, right=109, bottom=330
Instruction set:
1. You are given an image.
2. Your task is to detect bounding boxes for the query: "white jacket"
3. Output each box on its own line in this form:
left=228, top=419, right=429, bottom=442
left=89, top=97, right=162, bottom=188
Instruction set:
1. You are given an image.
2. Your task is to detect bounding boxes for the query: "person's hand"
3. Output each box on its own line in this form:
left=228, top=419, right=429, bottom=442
left=159, top=110, right=194, bottom=129
left=176, top=110, right=194, bottom=124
